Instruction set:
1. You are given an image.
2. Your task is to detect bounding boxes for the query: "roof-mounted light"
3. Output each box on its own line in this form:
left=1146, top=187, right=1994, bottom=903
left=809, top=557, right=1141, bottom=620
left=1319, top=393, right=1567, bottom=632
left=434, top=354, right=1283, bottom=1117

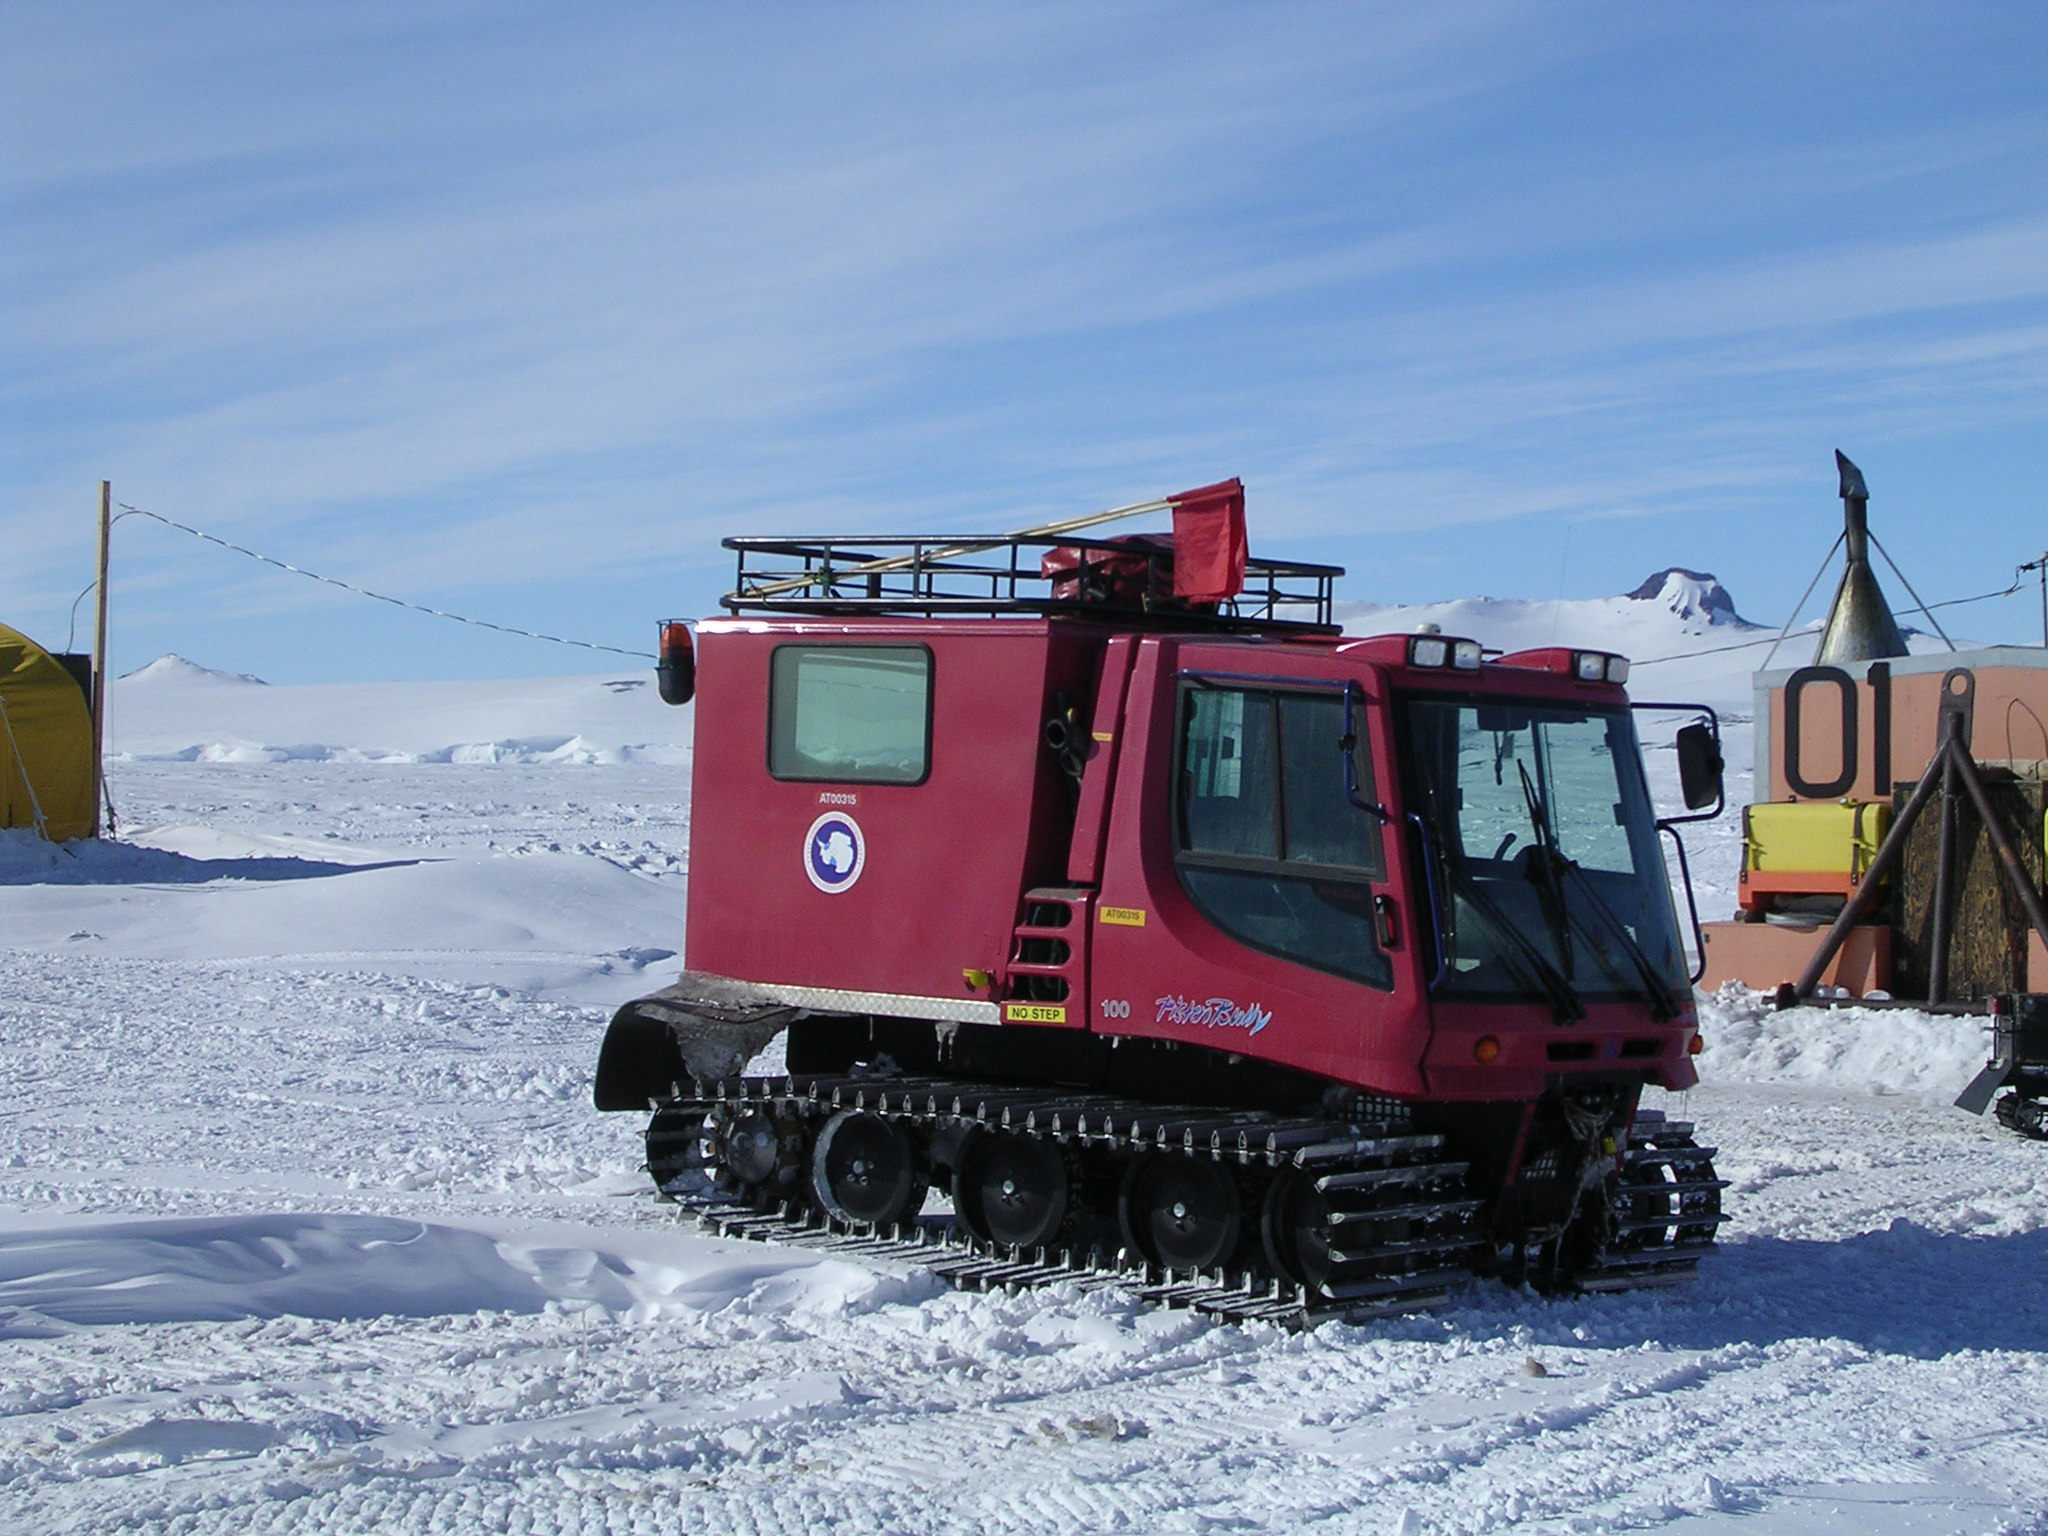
left=1493, top=646, right=1628, bottom=680
left=1571, top=650, right=1630, bottom=684
left=1408, top=633, right=1482, bottom=670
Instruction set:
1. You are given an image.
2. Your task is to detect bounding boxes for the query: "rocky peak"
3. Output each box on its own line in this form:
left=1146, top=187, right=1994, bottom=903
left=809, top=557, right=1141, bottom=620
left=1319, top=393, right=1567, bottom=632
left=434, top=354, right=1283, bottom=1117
left=1625, top=568, right=1743, bottom=626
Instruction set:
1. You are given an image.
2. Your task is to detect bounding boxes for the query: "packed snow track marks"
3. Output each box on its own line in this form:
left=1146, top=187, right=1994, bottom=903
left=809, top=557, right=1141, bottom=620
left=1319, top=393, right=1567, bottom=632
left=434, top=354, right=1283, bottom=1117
left=5, top=951, right=2047, bottom=1533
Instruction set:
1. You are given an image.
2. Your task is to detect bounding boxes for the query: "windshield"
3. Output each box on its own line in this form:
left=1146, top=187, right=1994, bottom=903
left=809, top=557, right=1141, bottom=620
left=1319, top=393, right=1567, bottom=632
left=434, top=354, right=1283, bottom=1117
left=1401, top=696, right=1685, bottom=1012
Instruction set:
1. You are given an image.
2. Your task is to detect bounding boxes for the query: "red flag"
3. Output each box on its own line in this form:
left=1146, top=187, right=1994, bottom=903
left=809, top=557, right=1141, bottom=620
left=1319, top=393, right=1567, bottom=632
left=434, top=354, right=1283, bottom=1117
left=1170, top=477, right=1246, bottom=602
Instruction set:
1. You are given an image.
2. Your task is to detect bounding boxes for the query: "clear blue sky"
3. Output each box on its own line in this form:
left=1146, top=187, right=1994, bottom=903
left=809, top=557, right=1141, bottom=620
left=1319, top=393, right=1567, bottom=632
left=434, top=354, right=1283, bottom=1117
left=5, top=2, right=2046, bottom=682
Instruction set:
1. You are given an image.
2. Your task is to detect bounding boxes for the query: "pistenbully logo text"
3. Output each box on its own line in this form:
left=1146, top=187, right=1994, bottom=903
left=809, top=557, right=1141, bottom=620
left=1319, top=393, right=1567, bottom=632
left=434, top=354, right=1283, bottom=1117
left=1154, top=994, right=1272, bottom=1035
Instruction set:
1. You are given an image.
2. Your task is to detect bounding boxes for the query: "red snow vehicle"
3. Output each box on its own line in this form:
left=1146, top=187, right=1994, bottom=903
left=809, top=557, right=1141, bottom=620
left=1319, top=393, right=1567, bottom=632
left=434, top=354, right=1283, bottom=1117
left=597, top=486, right=1728, bottom=1323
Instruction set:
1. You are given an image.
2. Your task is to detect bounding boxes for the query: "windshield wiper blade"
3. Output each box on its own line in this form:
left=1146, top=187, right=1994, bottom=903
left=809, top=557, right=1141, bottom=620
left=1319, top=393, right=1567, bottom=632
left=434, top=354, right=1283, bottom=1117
left=1551, top=856, right=1682, bottom=1021
left=1515, top=762, right=1576, bottom=974
left=1444, top=860, right=1586, bottom=1023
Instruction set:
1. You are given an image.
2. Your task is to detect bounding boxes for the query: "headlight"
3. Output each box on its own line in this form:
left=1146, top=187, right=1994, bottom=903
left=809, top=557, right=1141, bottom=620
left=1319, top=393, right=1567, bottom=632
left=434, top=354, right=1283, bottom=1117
left=1573, top=651, right=1607, bottom=682
left=1409, top=636, right=1449, bottom=668
left=1452, top=639, right=1483, bottom=670
left=1606, top=655, right=1631, bottom=685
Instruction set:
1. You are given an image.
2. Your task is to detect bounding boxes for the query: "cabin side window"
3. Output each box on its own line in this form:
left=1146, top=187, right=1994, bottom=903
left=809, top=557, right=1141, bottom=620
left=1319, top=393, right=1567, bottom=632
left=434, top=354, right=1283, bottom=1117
left=768, top=645, right=932, bottom=784
left=1175, top=683, right=1391, bottom=988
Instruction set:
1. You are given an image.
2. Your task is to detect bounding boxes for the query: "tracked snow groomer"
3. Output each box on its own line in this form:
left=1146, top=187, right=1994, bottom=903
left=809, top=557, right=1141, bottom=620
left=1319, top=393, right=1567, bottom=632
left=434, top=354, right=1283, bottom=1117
left=597, top=481, right=1729, bottom=1323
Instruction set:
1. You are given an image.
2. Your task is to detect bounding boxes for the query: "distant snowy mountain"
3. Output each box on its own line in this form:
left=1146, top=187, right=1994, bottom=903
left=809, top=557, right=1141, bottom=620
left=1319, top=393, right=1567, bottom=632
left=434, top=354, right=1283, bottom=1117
left=1338, top=566, right=1756, bottom=652
left=1623, top=567, right=1748, bottom=625
left=121, top=654, right=269, bottom=686
left=1337, top=567, right=1768, bottom=710
left=1336, top=567, right=1951, bottom=712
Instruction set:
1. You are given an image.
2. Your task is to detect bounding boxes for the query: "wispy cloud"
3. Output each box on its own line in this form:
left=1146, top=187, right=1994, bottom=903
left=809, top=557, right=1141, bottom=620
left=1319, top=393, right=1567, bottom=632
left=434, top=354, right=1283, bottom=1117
left=4, top=2, right=2046, bottom=675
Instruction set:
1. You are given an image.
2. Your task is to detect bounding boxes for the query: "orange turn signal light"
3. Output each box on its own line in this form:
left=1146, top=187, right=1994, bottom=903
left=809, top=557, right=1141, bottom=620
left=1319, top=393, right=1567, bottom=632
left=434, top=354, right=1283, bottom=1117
left=1688, top=1032, right=1704, bottom=1055
left=1473, top=1036, right=1501, bottom=1065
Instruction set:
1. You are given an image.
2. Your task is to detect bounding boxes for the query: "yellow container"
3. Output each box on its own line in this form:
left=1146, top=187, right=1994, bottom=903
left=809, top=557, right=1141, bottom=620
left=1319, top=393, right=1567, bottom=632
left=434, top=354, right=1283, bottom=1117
left=1738, top=799, right=1890, bottom=911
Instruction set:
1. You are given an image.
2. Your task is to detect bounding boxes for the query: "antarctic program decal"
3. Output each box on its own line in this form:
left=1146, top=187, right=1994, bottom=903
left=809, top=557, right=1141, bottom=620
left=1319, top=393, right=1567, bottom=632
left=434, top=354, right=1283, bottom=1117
left=1155, top=994, right=1273, bottom=1036
left=804, top=811, right=866, bottom=894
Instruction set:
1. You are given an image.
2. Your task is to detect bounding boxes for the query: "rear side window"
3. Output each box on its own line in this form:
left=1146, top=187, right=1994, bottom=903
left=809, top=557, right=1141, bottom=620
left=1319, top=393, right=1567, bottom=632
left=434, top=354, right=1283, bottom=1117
left=769, top=645, right=931, bottom=783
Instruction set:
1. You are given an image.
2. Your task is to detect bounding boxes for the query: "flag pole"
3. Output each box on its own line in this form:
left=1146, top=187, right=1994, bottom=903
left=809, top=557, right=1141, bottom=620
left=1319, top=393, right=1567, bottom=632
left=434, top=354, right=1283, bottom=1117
left=739, top=495, right=1176, bottom=599
left=91, top=481, right=111, bottom=837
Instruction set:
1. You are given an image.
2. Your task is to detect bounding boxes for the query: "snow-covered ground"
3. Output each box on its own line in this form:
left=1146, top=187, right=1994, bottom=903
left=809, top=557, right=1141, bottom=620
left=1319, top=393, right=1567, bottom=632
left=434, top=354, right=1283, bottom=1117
left=3, top=589, right=2045, bottom=1535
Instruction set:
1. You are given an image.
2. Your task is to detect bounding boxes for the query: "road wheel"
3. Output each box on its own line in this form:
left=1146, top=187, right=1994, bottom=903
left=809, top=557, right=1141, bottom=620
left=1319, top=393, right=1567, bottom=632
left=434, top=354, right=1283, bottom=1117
left=1119, top=1153, right=1245, bottom=1272
left=810, top=1109, right=927, bottom=1228
left=954, top=1131, right=1071, bottom=1251
left=1260, top=1168, right=1336, bottom=1292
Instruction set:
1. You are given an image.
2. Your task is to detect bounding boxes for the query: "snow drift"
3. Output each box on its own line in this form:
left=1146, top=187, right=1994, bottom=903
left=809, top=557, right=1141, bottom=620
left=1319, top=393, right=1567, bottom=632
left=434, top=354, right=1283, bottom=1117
left=110, top=656, right=693, bottom=765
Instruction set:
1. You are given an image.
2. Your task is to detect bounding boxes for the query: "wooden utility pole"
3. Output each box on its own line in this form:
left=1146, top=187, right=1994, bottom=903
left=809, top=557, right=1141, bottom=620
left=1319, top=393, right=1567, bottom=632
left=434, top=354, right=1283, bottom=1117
left=90, top=481, right=110, bottom=837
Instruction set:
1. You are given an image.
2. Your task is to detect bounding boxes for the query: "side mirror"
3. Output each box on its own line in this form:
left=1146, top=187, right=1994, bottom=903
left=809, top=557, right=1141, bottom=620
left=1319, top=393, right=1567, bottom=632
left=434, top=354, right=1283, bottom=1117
left=656, top=620, right=695, bottom=706
left=1675, top=721, right=1723, bottom=811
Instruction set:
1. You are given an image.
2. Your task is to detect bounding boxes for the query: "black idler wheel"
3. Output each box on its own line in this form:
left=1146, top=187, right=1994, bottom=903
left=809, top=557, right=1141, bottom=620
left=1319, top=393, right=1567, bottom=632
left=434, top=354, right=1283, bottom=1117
left=954, top=1130, right=1072, bottom=1250
left=1119, top=1153, right=1245, bottom=1272
left=711, top=1105, right=808, bottom=1207
left=809, top=1109, right=928, bottom=1228
left=1260, top=1168, right=1336, bottom=1293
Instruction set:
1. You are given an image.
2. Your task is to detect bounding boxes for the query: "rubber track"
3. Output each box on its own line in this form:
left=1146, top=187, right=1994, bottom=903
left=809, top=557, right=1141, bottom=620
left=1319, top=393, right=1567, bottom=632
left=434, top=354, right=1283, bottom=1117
left=1579, top=1109, right=1730, bottom=1291
left=1993, top=1090, right=2048, bottom=1140
left=645, top=1073, right=1481, bottom=1328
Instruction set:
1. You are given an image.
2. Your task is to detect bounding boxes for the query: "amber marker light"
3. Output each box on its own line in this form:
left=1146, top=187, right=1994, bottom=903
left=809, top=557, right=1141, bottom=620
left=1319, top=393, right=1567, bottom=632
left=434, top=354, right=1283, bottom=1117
left=1473, top=1036, right=1501, bottom=1065
left=1688, top=1033, right=1705, bottom=1055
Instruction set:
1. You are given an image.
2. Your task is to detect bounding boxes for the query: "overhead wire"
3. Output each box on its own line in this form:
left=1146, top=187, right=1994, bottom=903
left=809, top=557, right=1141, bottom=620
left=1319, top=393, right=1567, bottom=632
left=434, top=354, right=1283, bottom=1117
left=1869, top=530, right=1957, bottom=651
left=114, top=503, right=654, bottom=659
left=63, top=577, right=99, bottom=654
left=1756, top=531, right=1844, bottom=673
left=64, top=501, right=2045, bottom=672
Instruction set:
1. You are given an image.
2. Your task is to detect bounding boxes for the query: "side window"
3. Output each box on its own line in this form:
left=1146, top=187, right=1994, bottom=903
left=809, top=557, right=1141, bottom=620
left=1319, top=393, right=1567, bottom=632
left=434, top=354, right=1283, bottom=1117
left=769, top=645, right=931, bottom=783
left=1182, top=687, right=1279, bottom=858
left=1175, top=683, right=1391, bottom=989
left=1278, top=692, right=1384, bottom=877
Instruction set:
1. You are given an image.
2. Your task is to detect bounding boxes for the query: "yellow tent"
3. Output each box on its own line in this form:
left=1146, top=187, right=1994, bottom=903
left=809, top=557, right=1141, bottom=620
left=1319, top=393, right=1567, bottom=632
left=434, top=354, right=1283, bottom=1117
left=0, top=623, right=96, bottom=841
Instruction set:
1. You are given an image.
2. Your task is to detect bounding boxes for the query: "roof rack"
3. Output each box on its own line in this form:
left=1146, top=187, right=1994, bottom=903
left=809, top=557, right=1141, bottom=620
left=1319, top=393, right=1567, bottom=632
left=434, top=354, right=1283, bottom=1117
left=721, top=532, right=1343, bottom=633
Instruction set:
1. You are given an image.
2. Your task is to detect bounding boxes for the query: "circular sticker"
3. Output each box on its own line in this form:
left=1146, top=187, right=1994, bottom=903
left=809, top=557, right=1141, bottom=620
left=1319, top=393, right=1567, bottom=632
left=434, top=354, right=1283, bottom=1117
left=803, top=811, right=866, bottom=894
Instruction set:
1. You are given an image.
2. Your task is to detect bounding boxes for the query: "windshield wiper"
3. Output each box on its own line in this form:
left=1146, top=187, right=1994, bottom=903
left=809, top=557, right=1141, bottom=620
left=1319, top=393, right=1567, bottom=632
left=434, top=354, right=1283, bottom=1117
left=1549, top=856, right=1682, bottom=1022
left=1441, top=858, right=1586, bottom=1023
left=1515, top=761, right=1576, bottom=974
